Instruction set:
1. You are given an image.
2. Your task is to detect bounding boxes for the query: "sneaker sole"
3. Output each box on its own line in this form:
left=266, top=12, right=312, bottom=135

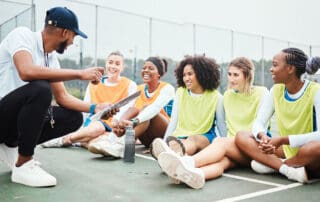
left=166, top=136, right=185, bottom=156
left=150, top=138, right=170, bottom=160
left=88, top=144, right=111, bottom=156
left=11, top=176, right=57, bottom=187
left=158, top=152, right=204, bottom=189
left=100, top=146, right=123, bottom=158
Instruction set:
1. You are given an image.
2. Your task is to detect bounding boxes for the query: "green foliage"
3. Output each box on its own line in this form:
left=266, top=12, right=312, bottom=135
left=67, top=86, right=86, bottom=99
left=59, top=56, right=274, bottom=99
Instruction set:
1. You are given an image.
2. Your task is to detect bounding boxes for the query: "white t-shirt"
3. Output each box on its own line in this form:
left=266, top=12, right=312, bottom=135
left=0, top=27, right=60, bottom=97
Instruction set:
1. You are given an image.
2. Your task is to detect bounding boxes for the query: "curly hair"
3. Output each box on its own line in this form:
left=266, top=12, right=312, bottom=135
left=175, top=56, right=220, bottom=90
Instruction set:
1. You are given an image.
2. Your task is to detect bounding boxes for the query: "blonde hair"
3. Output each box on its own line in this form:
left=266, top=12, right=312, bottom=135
left=228, top=57, right=255, bottom=94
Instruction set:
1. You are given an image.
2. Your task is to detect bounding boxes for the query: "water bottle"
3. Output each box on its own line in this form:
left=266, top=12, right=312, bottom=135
left=123, top=125, right=135, bottom=163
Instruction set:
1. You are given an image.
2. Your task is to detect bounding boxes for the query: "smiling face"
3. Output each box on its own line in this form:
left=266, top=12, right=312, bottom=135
left=183, top=64, right=203, bottom=93
left=141, top=61, right=160, bottom=84
left=270, top=52, right=290, bottom=84
left=105, top=54, right=124, bottom=79
left=228, top=65, right=246, bottom=92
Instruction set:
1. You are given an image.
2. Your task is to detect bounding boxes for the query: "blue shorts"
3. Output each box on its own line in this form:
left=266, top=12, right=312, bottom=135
left=177, top=127, right=217, bottom=143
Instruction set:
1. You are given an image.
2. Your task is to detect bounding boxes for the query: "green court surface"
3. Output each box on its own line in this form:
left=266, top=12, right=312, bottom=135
left=0, top=145, right=319, bottom=202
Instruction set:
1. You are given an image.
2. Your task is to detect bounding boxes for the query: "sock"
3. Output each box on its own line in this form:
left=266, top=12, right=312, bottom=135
left=279, top=164, right=288, bottom=176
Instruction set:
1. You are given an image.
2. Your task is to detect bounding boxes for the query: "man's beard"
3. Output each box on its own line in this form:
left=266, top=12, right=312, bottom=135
left=56, top=40, right=68, bottom=54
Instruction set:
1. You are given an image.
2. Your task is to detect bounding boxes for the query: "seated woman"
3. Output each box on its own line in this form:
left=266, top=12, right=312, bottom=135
left=41, top=51, right=137, bottom=148
left=88, top=56, right=175, bottom=157
left=235, top=48, right=320, bottom=184
left=155, top=57, right=268, bottom=189
left=151, top=55, right=226, bottom=160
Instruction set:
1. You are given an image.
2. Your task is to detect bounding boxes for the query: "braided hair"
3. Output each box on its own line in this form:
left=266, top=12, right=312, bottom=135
left=282, top=48, right=320, bottom=77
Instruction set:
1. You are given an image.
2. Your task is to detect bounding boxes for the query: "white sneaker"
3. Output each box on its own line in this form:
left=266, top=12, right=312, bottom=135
left=286, top=167, right=308, bottom=183
left=41, top=137, right=64, bottom=148
left=150, top=138, right=181, bottom=184
left=158, top=152, right=204, bottom=189
left=150, top=138, right=172, bottom=160
left=11, top=159, right=57, bottom=187
left=251, top=160, right=276, bottom=174
left=88, top=136, right=124, bottom=158
left=88, top=135, right=111, bottom=155
left=0, top=143, right=18, bottom=170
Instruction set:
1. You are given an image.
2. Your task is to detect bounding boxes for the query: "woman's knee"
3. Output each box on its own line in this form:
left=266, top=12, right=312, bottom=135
left=298, top=141, right=320, bottom=157
left=235, top=131, right=251, bottom=147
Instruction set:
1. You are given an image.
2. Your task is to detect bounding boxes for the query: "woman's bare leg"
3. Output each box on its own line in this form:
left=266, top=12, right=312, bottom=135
left=235, top=131, right=284, bottom=170
left=62, top=121, right=106, bottom=145
left=193, top=137, right=250, bottom=168
left=137, top=113, right=169, bottom=147
left=181, top=135, right=210, bottom=156
left=285, top=141, right=320, bottom=178
left=201, top=157, right=236, bottom=180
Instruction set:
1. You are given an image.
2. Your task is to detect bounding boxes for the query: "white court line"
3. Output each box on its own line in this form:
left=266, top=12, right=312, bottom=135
left=136, top=153, right=284, bottom=187
left=136, top=153, right=309, bottom=201
left=222, top=173, right=284, bottom=187
left=215, top=183, right=302, bottom=202
left=135, top=153, right=156, bottom=161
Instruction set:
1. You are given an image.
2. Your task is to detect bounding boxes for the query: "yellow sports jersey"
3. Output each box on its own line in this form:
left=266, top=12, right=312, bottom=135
left=172, top=87, right=219, bottom=137
left=274, top=81, right=319, bottom=158
left=224, top=86, right=267, bottom=137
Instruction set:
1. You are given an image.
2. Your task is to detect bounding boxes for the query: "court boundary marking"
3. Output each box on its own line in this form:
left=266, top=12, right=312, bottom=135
left=135, top=153, right=303, bottom=201
left=216, top=183, right=302, bottom=202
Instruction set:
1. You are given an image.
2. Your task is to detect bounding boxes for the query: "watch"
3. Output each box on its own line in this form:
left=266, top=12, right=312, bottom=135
left=131, top=118, right=139, bottom=127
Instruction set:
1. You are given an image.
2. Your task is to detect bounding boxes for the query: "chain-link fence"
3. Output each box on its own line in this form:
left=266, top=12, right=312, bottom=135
left=2, top=0, right=320, bottom=97
left=0, top=0, right=35, bottom=41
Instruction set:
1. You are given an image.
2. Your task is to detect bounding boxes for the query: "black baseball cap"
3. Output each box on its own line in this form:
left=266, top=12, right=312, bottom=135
left=45, top=7, right=87, bottom=39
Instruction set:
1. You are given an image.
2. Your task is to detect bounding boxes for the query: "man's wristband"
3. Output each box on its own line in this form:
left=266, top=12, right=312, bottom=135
left=131, top=118, right=139, bottom=127
left=90, top=104, right=96, bottom=114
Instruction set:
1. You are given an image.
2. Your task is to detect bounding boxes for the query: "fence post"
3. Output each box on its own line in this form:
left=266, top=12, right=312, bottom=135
left=94, top=5, right=98, bottom=66
left=231, top=30, right=234, bottom=59
left=149, top=17, right=152, bottom=56
left=31, top=0, right=36, bottom=31
left=261, top=36, right=265, bottom=86
left=193, top=24, right=196, bottom=55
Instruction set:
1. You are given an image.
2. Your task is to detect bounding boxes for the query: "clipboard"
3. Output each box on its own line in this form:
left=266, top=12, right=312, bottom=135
left=90, top=91, right=141, bottom=121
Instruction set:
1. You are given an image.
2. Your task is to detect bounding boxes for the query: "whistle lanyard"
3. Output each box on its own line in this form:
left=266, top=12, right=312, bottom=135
left=44, top=51, right=55, bottom=128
